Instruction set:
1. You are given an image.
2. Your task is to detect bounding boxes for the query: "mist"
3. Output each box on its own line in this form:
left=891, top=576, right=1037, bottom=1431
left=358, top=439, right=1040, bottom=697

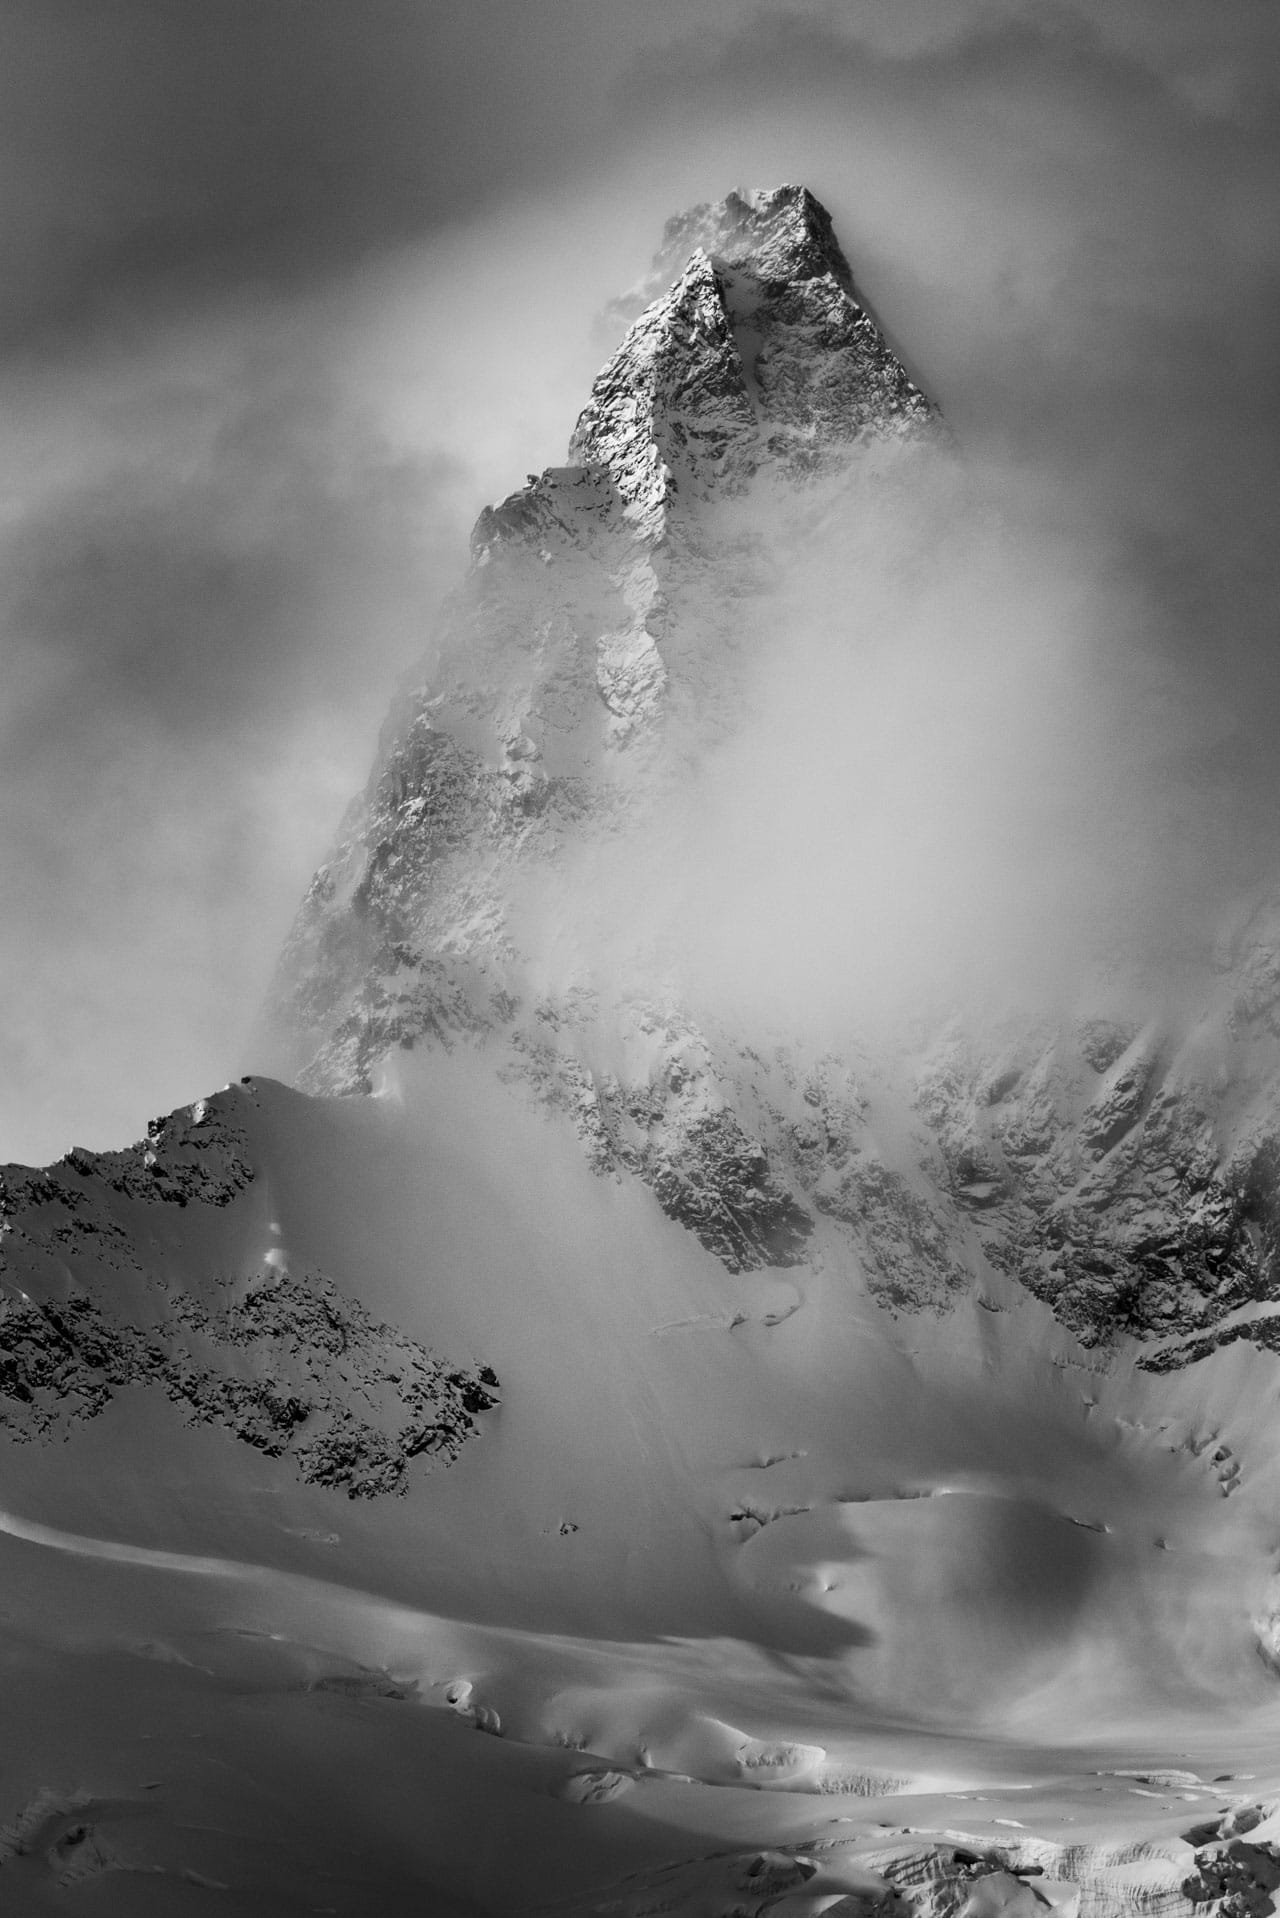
left=0, top=206, right=642, bottom=1164
left=515, top=442, right=1239, bottom=1051
left=3, top=0, right=1278, bottom=1161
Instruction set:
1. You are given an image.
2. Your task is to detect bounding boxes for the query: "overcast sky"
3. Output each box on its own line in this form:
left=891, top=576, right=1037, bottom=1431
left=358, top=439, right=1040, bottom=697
left=3, top=0, right=1279, bottom=1162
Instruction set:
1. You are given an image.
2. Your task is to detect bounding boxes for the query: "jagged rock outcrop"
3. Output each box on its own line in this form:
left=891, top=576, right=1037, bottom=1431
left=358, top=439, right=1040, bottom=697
left=265, top=183, right=1280, bottom=1374
left=0, top=1087, right=498, bottom=1495
left=600, top=185, right=939, bottom=442
left=907, top=972, right=1280, bottom=1359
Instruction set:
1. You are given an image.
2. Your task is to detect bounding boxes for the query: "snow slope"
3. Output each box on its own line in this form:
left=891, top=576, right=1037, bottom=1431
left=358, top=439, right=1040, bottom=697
left=4, top=1056, right=1280, bottom=1911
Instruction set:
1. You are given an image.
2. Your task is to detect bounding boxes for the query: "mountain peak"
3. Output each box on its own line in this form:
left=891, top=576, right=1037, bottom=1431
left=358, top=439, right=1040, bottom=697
left=270, top=187, right=949, bottom=1089
left=566, top=247, right=759, bottom=540
left=606, top=184, right=858, bottom=335
left=567, top=184, right=940, bottom=540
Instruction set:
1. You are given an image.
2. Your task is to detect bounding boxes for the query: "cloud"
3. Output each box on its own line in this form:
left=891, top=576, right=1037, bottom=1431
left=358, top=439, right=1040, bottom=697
left=594, top=6, right=1280, bottom=769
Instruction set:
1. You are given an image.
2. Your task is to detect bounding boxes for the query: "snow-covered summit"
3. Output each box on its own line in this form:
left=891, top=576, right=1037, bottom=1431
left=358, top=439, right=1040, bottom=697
left=569, top=184, right=938, bottom=541
left=269, top=186, right=948, bottom=1098
left=605, top=185, right=867, bottom=333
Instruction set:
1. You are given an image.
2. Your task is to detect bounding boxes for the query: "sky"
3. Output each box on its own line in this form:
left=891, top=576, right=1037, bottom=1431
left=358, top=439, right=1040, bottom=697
left=3, top=0, right=1279, bottom=1163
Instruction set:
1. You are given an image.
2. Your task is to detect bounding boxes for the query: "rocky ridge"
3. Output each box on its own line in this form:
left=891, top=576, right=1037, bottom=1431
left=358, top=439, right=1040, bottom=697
left=6, top=184, right=1280, bottom=1918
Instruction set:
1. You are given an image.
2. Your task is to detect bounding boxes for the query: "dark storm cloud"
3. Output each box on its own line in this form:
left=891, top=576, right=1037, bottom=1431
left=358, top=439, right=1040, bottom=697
left=0, top=0, right=631, bottom=345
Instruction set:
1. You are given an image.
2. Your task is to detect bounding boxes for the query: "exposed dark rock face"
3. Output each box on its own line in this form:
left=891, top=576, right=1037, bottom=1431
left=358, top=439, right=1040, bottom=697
left=1183, top=1836, right=1280, bottom=1917
left=0, top=1088, right=498, bottom=1496
left=812, top=1158, right=968, bottom=1311
left=643, top=1108, right=812, bottom=1273
left=904, top=998, right=1280, bottom=1356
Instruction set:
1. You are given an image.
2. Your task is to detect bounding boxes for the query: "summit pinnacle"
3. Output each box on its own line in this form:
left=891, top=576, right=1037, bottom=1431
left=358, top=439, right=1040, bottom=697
left=270, top=187, right=945, bottom=1118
